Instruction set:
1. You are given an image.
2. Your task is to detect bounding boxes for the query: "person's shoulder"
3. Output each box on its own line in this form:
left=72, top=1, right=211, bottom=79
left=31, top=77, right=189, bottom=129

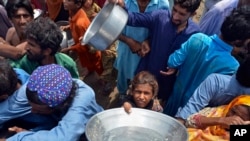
left=72, top=78, right=95, bottom=95
left=5, top=27, right=16, bottom=41
left=153, top=9, right=169, bottom=14
left=55, top=53, right=75, bottom=62
left=55, top=53, right=77, bottom=67
left=186, top=33, right=210, bottom=45
left=186, top=19, right=200, bottom=33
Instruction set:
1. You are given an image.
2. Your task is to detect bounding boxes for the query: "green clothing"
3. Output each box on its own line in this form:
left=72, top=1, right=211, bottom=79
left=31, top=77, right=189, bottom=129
left=10, top=53, right=79, bottom=78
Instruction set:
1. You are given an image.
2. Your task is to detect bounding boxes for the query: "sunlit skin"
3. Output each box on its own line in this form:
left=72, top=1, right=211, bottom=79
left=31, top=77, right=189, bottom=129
left=132, top=84, right=154, bottom=108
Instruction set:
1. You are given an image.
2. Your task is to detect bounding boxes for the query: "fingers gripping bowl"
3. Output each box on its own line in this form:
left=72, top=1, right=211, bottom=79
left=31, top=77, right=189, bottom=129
left=81, top=3, right=128, bottom=50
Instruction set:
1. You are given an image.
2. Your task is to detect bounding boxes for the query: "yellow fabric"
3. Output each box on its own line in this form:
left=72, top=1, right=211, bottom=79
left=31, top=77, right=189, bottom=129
left=188, top=95, right=250, bottom=141
left=83, top=3, right=101, bottom=21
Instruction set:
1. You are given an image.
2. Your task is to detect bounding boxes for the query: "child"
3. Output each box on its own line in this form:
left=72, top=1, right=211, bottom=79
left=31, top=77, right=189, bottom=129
left=82, top=0, right=117, bottom=95
left=62, top=0, right=103, bottom=78
left=122, top=71, right=163, bottom=113
left=82, top=0, right=101, bottom=21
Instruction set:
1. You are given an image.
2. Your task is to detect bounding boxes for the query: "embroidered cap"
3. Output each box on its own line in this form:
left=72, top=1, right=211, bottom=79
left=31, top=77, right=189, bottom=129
left=27, top=64, right=73, bottom=107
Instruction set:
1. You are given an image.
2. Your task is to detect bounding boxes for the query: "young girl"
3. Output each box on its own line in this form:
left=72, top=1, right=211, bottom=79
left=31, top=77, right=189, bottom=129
left=122, top=71, right=163, bottom=113
left=82, top=0, right=101, bottom=21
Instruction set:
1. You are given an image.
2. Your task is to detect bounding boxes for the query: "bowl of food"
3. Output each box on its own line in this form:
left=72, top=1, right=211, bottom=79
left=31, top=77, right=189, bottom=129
left=85, top=108, right=188, bottom=141
left=81, top=3, right=128, bottom=51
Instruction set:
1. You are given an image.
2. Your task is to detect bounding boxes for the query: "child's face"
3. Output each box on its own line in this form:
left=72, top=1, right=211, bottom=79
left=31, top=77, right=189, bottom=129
left=63, top=0, right=80, bottom=11
left=83, top=0, right=93, bottom=8
left=132, top=83, right=154, bottom=108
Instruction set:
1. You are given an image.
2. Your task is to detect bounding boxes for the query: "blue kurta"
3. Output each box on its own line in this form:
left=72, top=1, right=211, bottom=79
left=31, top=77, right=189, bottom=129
left=0, top=79, right=103, bottom=141
left=199, top=0, right=238, bottom=36
left=127, top=10, right=200, bottom=100
left=163, top=33, right=239, bottom=116
left=176, top=73, right=250, bottom=119
left=114, top=0, right=169, bottom=94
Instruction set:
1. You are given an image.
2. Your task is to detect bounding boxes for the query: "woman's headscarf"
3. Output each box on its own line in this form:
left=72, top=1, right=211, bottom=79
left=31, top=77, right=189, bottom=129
left=188, top=95, right=250, bottom=141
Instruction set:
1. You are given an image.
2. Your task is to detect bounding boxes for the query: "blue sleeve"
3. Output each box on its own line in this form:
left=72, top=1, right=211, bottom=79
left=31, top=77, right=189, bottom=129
left=7, top=79, right=103, bottom=141
left=167, top=34, right=196, bottom=68
left=127, top=10, right=160, bottom=29
left=167, top=33, right=205, bottom=68
left=175, top=74, right=219, bottom=119
left=14, top=68, right=30, bottom=84
left=199, top=7, right=222, bottom=36
left=0, top=84, right=31, bottom=127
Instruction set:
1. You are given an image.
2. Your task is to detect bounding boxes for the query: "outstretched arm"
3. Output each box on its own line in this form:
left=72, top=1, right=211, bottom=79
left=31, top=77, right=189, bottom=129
left=0, top=39, right=26, bottom=60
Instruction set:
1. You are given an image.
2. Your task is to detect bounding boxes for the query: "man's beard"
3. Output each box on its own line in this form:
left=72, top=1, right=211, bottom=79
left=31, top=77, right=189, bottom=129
left=27, top=52, right=45, bottom=62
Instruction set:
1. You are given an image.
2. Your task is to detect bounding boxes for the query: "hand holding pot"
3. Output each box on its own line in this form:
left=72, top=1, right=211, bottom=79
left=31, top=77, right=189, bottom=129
left=107, top=0, right=125, bottom=8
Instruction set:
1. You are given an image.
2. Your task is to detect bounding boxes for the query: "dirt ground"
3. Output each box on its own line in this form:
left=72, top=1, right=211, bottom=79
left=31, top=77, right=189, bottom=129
left=83, top=0, right=205, bottom=110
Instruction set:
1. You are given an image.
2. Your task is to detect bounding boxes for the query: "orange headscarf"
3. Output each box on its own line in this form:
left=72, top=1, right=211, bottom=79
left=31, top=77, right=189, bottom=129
left=188, top=95, right=250, bottom=141
left=46, top=0, right=63, bottom=21
left=210, top=95, right=250, bottom=136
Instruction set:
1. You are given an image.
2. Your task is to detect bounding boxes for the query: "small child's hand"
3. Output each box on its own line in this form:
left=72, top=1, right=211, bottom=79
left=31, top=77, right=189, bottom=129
left=60, top=25, right=70, bottom=31
left=123, top=102, right=132, bottom=114
left=9, top=126, right=27, bottom=133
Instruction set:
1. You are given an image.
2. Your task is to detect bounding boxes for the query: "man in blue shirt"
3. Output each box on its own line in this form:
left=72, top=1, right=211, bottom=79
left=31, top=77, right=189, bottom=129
left=199, top=0, right=250, bottom=36
left=175, top=56, right=250, bottom=123
left=0, top=64, right=103, bottom=141
left=114, top=0, right=169, bottom=98
left=114, top=0, right=201, bottom=102
left=161, top=7, right=250, bottom=116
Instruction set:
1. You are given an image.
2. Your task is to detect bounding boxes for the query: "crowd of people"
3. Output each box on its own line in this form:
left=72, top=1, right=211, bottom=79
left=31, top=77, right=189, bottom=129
left=0, top=0, right=250, bottom=140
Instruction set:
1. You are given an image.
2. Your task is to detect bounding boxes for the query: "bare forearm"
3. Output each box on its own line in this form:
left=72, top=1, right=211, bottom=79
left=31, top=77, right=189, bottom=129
left=119, top=34, right=131, bottom=45
left=0, top=44, right=23, bottom=60
left=199, top=116, right=222, bottom=128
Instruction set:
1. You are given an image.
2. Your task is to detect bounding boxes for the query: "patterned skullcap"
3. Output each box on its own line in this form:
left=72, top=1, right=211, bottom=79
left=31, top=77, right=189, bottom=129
left=27, top=64, right=73, bottom=107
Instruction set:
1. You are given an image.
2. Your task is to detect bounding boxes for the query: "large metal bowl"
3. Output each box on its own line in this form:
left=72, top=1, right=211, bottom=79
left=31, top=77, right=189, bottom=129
left=81, top=3, right=128, bottom=51
left=86, top=108, right=188, bottom=141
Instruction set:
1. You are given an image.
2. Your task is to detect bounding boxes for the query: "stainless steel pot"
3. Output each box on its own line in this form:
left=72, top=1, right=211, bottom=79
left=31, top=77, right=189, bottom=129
left=86, top=108, right=188, bottom=141
left=81, top=3, right=128, bottom=50
left=56, top=21, right=74, bottom=48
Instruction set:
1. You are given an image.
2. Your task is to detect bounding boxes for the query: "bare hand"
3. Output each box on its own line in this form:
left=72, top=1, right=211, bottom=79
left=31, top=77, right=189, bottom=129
left=123, top=102, right=132, bottom=114
left=109, top=0, right=125, bottom=7
left=16, top=42, right=27, bottom=56
left=60, top=47, right=71, bottom=54
left=220, top=116, right=250, bottom=129
left=9, top=126, right=27, bottom=133
left=60, top=25, right=70, bottom=31
left=151, top=98, right=163, bottom=112
left=138, top=40, right=150, bottom=57
left=160, top=67, right=176, bottom=75
left=128, top=39, right=141, bottom=53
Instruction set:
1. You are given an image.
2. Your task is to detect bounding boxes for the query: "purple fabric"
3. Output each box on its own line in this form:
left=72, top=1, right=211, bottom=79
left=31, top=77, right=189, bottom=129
left=27, top=64, right=73, bottom=107
left=0, top=5, right=12, bottom=38
left=126, top=9, right=200, bottom=100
